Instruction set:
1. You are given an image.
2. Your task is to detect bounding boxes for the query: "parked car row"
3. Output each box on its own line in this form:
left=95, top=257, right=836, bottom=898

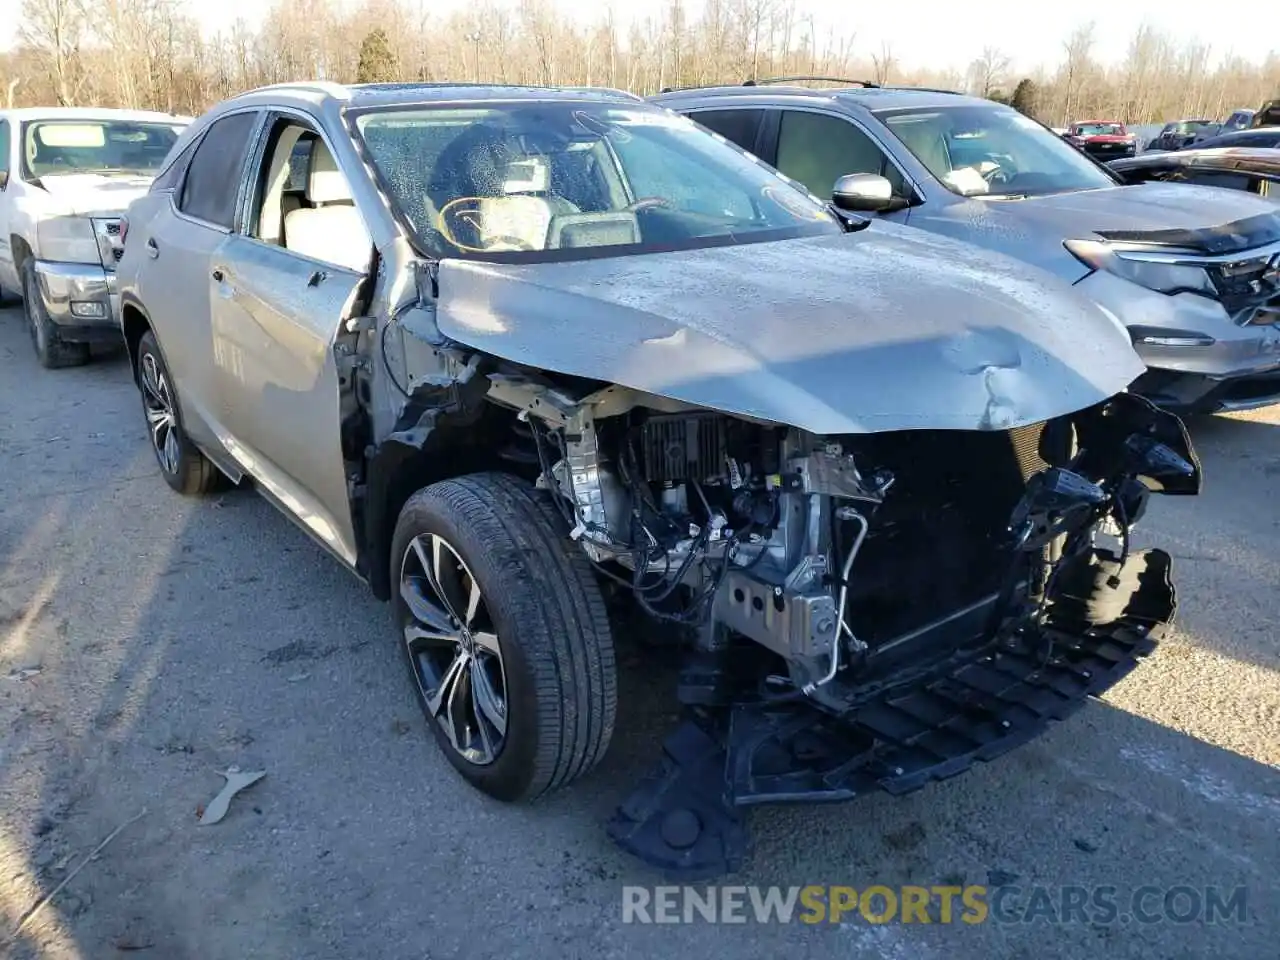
left=5, top=79, right=1267, bottom=876
left=1145, top=99, right=1280, bottom=152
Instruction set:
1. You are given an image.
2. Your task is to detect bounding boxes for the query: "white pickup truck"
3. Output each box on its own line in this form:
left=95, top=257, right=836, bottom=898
left=0, top=107, right=189, bottom=367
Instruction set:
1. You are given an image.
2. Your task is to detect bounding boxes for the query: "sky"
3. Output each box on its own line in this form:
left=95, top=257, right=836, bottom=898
left=1, top=0, right=1276, bottom=73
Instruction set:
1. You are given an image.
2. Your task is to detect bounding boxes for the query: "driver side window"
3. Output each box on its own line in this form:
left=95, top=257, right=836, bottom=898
left=775, top=111, right=906, bottom=200
left=248, top=118, right=371, bottom=273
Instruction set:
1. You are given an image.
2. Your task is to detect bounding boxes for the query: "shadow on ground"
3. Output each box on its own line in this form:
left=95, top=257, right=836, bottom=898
left=0, top=312, right=1275, bottom=960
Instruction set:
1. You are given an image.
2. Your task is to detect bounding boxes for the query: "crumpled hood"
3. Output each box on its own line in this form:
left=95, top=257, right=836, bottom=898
left=32, top=173, right=154, bottom=217
left=434, top=224, right=1145, bottom=435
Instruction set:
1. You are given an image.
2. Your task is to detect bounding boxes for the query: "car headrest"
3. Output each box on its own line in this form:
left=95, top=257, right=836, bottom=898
left=308, top=144, right=351, bottom=205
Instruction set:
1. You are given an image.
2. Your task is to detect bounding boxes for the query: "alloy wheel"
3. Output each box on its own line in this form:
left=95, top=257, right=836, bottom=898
left=140, top=352, right=180, bottom=475
left=400, top=533, right=508, bottom=765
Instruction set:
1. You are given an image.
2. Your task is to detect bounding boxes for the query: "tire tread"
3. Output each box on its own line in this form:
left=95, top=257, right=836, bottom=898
left=400, top=472, right=616, bottom=799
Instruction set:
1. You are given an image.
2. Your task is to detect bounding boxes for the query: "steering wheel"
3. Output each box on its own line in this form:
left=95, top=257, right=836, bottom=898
left=625, top=196, right=670, bottom=213
left=438, top=197, right=540, bottom=253
left=982, top=165, right=1014, bottom=187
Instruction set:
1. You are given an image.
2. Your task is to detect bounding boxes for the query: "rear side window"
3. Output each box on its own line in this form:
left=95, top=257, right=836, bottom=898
left=690, top=110, right=764, bottom=154
left=151, top=133, right=202, bottom=193
left=178, top=112, right=259, bottom=228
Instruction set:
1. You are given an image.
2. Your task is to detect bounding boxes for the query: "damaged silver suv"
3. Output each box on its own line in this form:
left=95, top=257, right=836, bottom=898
left=116, top=82, right=1200, bottom=876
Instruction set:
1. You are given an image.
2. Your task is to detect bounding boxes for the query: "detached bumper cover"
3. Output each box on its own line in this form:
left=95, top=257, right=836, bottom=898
left=33, top=260, right=121, bottom=342
left=609, top=547, right=1176, bottom=877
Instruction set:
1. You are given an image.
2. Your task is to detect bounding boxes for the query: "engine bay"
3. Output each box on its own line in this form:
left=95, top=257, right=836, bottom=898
left=481, top=372, right=1200, bottom=716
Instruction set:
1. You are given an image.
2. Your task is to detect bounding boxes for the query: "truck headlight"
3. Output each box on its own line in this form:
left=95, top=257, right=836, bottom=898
left=1065, top=238, right=1216, bottom=298
left=35, top=216, right=99, bottom=264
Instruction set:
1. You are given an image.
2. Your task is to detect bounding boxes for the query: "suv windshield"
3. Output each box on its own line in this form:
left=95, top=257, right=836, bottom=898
left=22, top=120, right=184, bottom=178
left=350, top=102, right=838, bottom=260
left=1073, top=123, right=1126, bottom=136
left=875, top=104, right=1117, bottom=198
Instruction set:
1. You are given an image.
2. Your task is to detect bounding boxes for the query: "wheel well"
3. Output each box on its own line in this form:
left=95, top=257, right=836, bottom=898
left=120, top=304, right=151, bottom=380
left=11, top=235, right=31, bottom=271
left=364, top=402, right=539, bottom=600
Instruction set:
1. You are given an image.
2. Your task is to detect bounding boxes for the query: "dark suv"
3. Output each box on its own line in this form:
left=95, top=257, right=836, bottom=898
left=652, top=79, right=1280, bottom=414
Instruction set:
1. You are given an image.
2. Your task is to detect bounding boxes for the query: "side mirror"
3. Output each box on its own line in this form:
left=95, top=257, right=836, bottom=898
left=831, top=173, right=896, bottom=212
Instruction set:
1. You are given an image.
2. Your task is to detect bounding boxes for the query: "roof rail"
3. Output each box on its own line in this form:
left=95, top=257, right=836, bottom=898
left=881, top=84, right=964, bottom=95
left=743, top=76, right=880, bottom=88
left=239, top=80, right=351, bottom=100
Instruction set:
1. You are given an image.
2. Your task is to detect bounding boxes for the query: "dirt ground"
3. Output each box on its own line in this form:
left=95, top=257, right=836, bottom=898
left=0, top=306, right=1276, bottom=960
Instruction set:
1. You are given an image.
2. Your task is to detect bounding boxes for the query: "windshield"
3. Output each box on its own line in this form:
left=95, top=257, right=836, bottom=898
left=1174, top=121, right=1215, bottom=134
left=1073, top=123, right=1126, bottom=136
left=22, top=120, right=184, bottom=178
left=875, top=104, right=1117, bottom=198
left=350, top=102, right=838, bottom=260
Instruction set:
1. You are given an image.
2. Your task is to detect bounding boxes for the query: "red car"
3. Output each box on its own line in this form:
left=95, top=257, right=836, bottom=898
left=1065, top=121, right=1138, bottom=159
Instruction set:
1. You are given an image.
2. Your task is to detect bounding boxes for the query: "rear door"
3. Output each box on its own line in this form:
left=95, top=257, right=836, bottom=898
left=208, top=112, right=372, bottom=567
left=144, top=109, right=261, bottom=454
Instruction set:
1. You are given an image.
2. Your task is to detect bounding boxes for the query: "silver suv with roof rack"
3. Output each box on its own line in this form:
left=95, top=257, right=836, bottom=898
left=654, top=78, right=1280, bottom=414
left=114, top=79, right=1197, bottom=876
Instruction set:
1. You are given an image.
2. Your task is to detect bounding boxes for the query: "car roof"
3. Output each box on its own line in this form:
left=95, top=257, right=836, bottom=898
left=221, top=80, right=642, bottom=112
left=651, top=81, right=990, bottom=112
left=0, top=106, right=190, bottom=123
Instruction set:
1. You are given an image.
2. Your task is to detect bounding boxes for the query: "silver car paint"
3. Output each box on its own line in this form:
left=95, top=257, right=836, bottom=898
left=435, top=225, right=1145, bottom=435
left=118, top=94, right=403, bottom=568
left=119, top=83, right=1145, bottom=581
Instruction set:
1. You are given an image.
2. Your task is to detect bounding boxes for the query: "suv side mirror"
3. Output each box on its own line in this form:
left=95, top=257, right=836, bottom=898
left=831, top=173, right=896, bottom=213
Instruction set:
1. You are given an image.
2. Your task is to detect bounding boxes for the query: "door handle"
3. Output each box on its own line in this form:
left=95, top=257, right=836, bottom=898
left=307, top=269, right=328, bottom=287
left=145, top=237, right=159, bottom=259
left=212, top=268, right=224, bottom=282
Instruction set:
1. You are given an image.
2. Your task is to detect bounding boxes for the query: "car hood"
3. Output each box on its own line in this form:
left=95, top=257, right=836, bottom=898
left=31, top=173, right=154, bottom=217
left=1081, top=134, right=1132, bottom=143
left=433, top=225, right=1144, bottom=435
left=997, top=182, right=1275, bottom=236
left=918, top=182, right=1280, bottom=275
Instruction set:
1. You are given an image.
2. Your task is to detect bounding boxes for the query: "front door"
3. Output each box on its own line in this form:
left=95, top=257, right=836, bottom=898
left=209, top=116, right=373, bottom=567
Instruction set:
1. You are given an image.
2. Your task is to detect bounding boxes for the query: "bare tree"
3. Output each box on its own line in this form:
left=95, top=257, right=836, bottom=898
left=871, top=41, right=895, bottom=85
left=967, top=46, right=1010, bottom=98
left=2, top=0, right=1276, bottom=128
left=1060, top=22, right=1097, bottom=123
left=20, top=0, right=87, bottom=105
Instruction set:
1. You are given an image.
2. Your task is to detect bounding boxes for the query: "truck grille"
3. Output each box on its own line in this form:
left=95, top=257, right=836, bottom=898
left=91, top=218, right=125, bottom=269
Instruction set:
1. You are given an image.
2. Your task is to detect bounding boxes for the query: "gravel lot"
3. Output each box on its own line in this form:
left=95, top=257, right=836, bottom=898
left=0, top=304, right=1276, bottom=960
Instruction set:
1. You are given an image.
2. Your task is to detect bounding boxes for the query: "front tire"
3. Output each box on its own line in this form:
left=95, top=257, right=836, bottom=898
left=391, top=472, right=617, bottom=801
left=135, top=329, right=222, bottom=495
left=21, top=259, right=89, bottom=369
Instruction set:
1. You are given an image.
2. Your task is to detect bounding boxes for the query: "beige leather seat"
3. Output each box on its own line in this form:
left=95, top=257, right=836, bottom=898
left=283, top=146, right=371, bottom=272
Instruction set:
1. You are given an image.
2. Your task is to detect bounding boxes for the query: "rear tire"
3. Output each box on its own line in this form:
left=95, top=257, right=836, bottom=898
left=22, top=259, right=90, bottom=369
left=390, top=472, right=617, bottom=801
left=135, top=329, right=222, bottom=495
